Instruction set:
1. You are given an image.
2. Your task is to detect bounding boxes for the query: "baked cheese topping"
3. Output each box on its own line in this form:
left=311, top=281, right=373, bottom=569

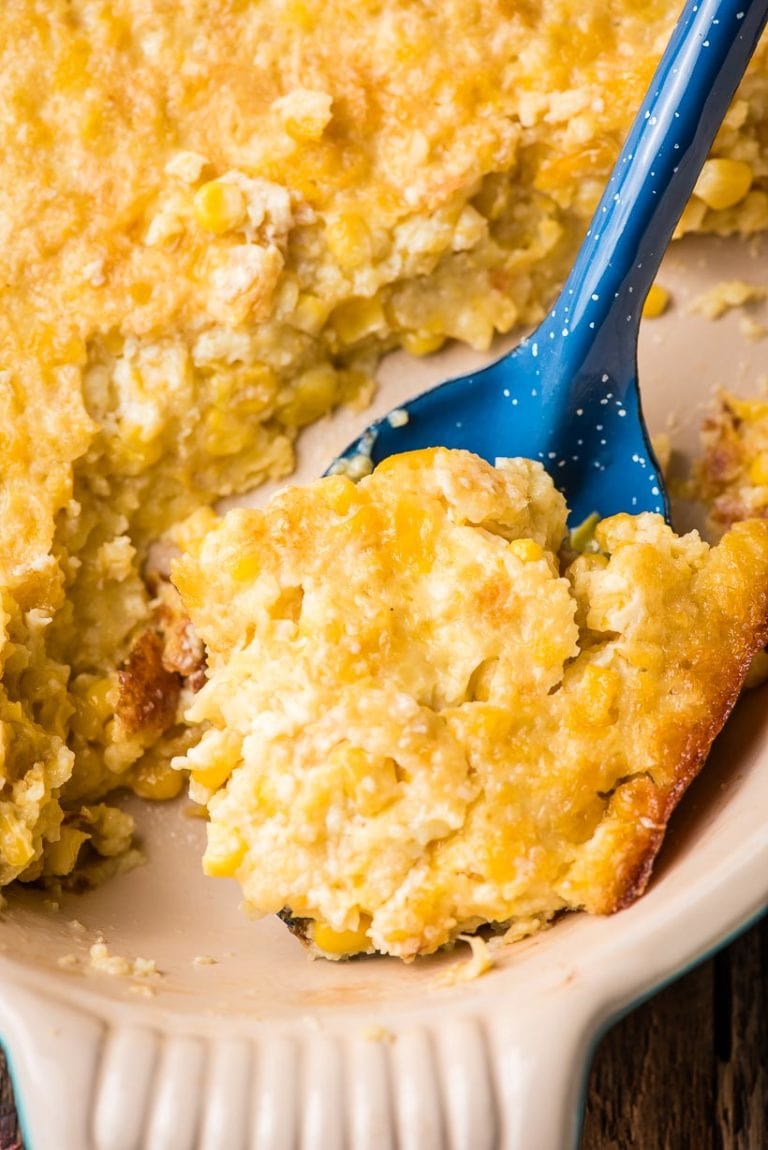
left=172, top=450, right=768, bottom=959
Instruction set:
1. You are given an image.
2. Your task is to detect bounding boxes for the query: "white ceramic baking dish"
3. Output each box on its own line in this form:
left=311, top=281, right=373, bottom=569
left=0, top=233, right=766, bottom=1150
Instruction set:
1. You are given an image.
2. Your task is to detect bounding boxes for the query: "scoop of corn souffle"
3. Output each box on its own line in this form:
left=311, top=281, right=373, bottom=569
left=172, top=449, right=768, bottom=960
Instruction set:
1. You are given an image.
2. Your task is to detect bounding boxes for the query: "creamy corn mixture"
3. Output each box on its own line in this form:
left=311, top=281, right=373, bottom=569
left=2, top=0, right=768, bottom=886
left=172, top=451, right=768, bottom=959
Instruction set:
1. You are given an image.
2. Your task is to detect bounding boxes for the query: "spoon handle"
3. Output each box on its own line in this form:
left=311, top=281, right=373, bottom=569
left=536, top=0, right=768, bottom=377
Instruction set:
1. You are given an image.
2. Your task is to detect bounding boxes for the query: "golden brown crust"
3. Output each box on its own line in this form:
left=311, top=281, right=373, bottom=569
left=612, top=603, right=768, bottom=912
left=116, top=631, right=181, bottom=739
left=573, top=526, right=764, bottom=908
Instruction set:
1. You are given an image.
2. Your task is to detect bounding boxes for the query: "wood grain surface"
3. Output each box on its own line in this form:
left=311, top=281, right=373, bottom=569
left=581, top=914, right=768, bottom=1150
left=0, top=915, right=764, bottom=1149
left=0, top=1059, right=21, bottom=1150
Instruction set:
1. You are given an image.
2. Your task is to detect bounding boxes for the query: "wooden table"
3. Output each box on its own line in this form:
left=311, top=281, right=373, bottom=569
left=0, top=915, right=764, bottom=1148
left=581, top=913, right=767, bottom=1149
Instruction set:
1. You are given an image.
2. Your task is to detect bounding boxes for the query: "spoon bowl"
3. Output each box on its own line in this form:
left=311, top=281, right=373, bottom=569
left=329, top=0, right=768, bottom=525
left=339, top=349, right=663, bottom=526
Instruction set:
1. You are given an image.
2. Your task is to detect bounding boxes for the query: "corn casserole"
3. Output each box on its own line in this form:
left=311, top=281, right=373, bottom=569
left=2, top=1, right=768, bottom=889
left=171, top=450, right=768, bottom=959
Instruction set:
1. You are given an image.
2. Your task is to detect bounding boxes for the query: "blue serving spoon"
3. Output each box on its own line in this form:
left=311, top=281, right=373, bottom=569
left=329, top=0, right=768, bottom=524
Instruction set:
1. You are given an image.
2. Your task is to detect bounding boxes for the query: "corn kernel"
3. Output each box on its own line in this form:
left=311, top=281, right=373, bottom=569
left=184, top=729, right=242, bottom=803
left=44, top=826, right=89, bottom=876
left=694, top=158, right=753, bottom=211
left=86, top=677, right=116, bottom=721
left=193, top=180, right=246, bottom=234
left=642, top=283, right=670, bottom=319
left=509, top=538, right=544, bottom=562
left=203, top=825, right=246, bottom=877
left=290, top=293, right=333, bottom=335
left=749, top=451, right=768, bottom=486
left=401, top=331, right=446, bottom=357
left=337, top=367, right=374, bottom=407
left=485, top=832, right=527, bottom=884
left=318, top=476, right=358, bottom=517
left=117, top=423, right=164, bottom=469
left=327, top=746, right=400, bottom=815
left=132, top=761, right=186, bottom=801
left=203, top=410, right=254, bottom=457
left=230, top=548, right=263, bottom=583
left=0, top=813, right=34, bottom=870
left=674, top=197, right=708, bottom=238
left=573, top=664, right=620, bottom=726
left=71, top=676, right=116, bottom=741
left=192, top=759, right=239, bottom=793
left=311, top=916, right=372, bottom=957
left=279, top=364, right=339, bottom=427
left=377, top=447, right=439, bottom=476
left=325, top=213, right=372, bottom=270
left=331, top=297, right=386, bottom=344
